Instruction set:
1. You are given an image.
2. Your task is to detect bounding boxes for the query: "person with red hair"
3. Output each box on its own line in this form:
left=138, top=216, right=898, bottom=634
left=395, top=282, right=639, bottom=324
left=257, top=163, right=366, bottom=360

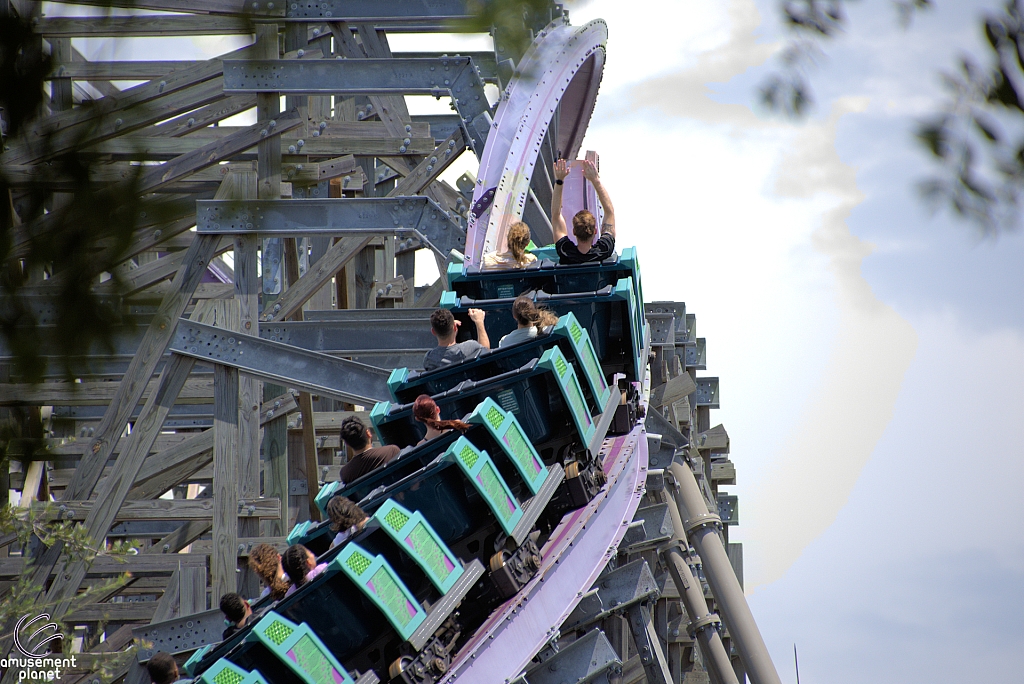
left=413, top=394, right=471, bottom=445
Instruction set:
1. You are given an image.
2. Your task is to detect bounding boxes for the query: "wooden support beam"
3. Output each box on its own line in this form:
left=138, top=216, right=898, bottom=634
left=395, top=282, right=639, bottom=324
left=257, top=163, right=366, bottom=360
left=150, top=94, right=258, bottom=138
left=212, top=363, right=239, bottom=604
left=145, top=520, right=212, bottom=555
left=31, top=497, right=278, bottom=522
left=233, top=166, right=261, bottom=595
left=82, top=134, right=436, bottom=159
left=44, top=0, right=286, bottom=15
left=414, top=277, right=446, bottom=308
left=38, top=15, right=253, bottom=37
left=15, top=114, right=302, bottom=262
left=257, top=21, right=290, bottom=541
left=45, top=354, right=197, bottom=622
left=0, top=555, right=206, bottom=581
left=51, top=60, right=203, bottom=80
left=297, top=391, right=320, bottom=522
left=69, top=46, right=121, bottom=98
left=263, top=236, right=374, bottom=323
left=0, top=376, right=216, bottom=406
left=389, top=127, right=467, bottom=197
left=126, top=391, right=296, bottom=498
left=0, top=233, right=223, bottom=662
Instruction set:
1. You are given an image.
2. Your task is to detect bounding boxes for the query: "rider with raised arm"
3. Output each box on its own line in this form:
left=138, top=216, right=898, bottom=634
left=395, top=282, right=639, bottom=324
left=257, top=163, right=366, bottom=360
left=550, top=158, right=616, bottom=264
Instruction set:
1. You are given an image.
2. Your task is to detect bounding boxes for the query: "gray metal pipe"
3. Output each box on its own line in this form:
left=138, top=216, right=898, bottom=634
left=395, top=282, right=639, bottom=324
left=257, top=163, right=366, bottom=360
left=658, top=491, right=739, bottom=684
left=668, top=459, right=783, bottom=684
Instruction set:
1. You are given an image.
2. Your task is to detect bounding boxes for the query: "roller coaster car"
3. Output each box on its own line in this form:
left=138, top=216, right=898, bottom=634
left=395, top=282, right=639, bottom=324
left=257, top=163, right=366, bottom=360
left=387, top=311, right=612, bottom=418
left=448, top=247, right=644, bottom=332
left=299, top=430, right=557, bottom=600
left=441, top=277, right=643, bottom=383
left=200, top=503, right=482, bottom=684
left=376, top=357, right=601, bottom=491
left=200, top=615, right=366, bottom=684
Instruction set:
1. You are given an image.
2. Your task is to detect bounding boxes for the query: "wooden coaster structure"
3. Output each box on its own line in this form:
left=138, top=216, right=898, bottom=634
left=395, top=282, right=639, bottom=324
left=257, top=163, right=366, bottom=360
left=0, top=2, right=764, bottom=683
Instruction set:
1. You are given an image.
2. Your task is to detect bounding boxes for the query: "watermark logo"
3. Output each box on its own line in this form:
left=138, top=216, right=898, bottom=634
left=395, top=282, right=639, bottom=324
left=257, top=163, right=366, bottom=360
left=0, top=614, right=76, bottom=682
left=14, top=615, right=62, bottom=659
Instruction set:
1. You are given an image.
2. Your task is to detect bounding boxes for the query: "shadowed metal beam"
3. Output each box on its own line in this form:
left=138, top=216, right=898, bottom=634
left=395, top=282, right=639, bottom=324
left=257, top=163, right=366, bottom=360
left=221, top=57, right=490, bottom=154
left=169, top=319, right=391, bottom=405
left=196, top=196, right=466, bottom=257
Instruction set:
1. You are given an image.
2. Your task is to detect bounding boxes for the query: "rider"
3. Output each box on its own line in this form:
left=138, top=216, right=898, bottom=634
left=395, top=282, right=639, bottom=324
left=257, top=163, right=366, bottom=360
left=550, top=158, right=616, bottom=264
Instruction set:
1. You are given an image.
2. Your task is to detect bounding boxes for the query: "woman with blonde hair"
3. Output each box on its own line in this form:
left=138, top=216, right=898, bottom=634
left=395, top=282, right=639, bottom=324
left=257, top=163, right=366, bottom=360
left=481, top=221, right=537, bottom=270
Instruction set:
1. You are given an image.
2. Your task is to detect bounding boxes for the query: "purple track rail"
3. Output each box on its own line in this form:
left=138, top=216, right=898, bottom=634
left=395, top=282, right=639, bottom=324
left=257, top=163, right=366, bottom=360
left=465, top=19, right=607, bottom=264
left=444, top=426, right=648, bottom=683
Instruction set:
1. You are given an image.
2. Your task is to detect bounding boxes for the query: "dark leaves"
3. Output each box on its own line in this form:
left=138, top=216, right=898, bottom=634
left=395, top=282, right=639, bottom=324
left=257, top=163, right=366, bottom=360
left=456, top=0, right=562, bottom=65
left=917, top=0, right=1024, bottom=234
left=0, top=15, right=50, bottom=140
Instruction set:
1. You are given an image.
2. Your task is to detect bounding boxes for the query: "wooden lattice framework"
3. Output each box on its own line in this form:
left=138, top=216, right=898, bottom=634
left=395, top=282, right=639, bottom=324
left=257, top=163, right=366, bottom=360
left=0, top=2, right=560, bottom=680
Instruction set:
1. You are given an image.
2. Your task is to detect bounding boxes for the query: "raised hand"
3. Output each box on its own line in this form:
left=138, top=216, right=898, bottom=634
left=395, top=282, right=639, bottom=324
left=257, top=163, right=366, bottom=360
left=553, top=158, right=570, bottom=181
left=582, top=160, right=599, bottom=182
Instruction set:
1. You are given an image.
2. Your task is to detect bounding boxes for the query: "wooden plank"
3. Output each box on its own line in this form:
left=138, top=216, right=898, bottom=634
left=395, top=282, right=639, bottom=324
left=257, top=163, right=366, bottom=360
left=11, top=43, right=247, bottom=157
left=389, top=127, right=467, bottom=197
left=111, top=242, right=230, bottom=297
left=15, top=113, right=302, bottom=263
left=44, top=0, right=284, bottom=15
left=61, top=234, right=220, bottom=502
left=0, top=377, right=216, bottom=406
left=50, top=38, right=73, bottom=111
left=264, top=236, right=374, bottom=322
left=145, top=520, right=212, bottom=555
left=69, top=46, right=121, bottom=99
left=179, top=565, right=207, bottom=615
left=256, top=21, right=289, bottom=542
left=18, top=462, right=46, bottom=507
left=414, top=277, right=446, bottom=308
left=211, top=364, right=239, bottom=604
left=83, top=134, right=436, bottom=158
left=7, top=71, right=231, bottom=167
left=45, top=354, right=197, bottom=620
left=0, top=554, right=205, bottom=580
left=31, top=497, right=279, bottom=522
left=297, top=392, right=321, bottom=522
left=38, top=15, right=253, bottom=37
left=314, top=121, right=431, bottom=139
left=187, top=537, right=287, bottom=556
left=52, top=61, right=203, bottom=80
left=127, top=452, right=213, bottom=501
left=233, top=166, right=261, bottom=596
left=151, top=94, right=258, bottom=138
left=65, top=603, right=161, bottom=623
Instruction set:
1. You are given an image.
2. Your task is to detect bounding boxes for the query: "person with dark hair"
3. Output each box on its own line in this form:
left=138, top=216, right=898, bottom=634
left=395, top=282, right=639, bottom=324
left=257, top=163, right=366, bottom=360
left=248, top=543, right=290, bottom=600
left=481, top=221, right=537, bottom=270
left=413, top=394, right=471, bottom=444
left=326, top=496, right=369, bottom=548
left=498, top=296, right=559, bottom=348
left=550, top=158, right=616, bottom=264
left=338, top=415, right=400, bottom=485
left=219, top=592, right=252, bottom=640
left=282, top=544, right=327, bottom=597
left=146, top=652, right=179, bottom=684
left=423, top=307, right=490, bottom=371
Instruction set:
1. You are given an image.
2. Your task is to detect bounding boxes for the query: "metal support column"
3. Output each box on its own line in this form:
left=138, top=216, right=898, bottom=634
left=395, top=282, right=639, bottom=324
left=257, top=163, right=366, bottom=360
left=668, top=459, right=782, bottom=684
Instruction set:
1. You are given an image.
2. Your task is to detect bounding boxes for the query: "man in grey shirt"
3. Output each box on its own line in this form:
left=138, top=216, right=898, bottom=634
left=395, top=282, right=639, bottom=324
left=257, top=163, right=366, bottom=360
left=423, top=307, right=490, bottom=371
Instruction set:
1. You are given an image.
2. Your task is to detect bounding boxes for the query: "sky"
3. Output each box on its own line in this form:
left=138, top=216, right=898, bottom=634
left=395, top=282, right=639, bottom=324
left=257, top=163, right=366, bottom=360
left=560, top=0, right=1024, bottom=681
left=52, top=1, right=1024, bottom=681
